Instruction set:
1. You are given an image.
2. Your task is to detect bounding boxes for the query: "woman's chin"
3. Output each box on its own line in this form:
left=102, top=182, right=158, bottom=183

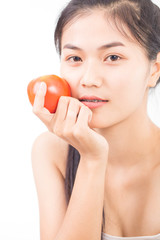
left=88, top=120, right=107, bottom=130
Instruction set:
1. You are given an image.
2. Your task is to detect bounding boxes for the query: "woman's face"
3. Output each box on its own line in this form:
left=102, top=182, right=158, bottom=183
left=60, top=9, right=152, bottom=129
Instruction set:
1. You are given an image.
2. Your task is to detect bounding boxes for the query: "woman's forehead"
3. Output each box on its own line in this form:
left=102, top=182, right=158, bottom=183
left=61, top=10, right=138, bottom=49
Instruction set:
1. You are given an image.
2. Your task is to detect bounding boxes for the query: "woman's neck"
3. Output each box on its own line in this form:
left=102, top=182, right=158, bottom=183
left=95, top=113, right=160, bottom=169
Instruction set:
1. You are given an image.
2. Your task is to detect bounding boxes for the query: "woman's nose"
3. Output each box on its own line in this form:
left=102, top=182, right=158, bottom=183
left=80, top=61, right=103, bottom=88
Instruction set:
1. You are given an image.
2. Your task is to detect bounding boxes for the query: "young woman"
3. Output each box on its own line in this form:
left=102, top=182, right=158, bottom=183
left=31, top=0, right=160, bottom=239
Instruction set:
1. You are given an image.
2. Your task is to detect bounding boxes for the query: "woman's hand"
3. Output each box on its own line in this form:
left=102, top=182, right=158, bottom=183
left=33, top=82, right=109, bottom=160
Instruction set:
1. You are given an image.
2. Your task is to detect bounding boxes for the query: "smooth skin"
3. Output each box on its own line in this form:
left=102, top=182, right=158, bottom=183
left=32, top=9, right=160, bottom=239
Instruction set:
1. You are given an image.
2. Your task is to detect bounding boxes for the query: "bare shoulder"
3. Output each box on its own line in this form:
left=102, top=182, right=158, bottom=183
left=31, top=132, right=69, bottom=239
left=31, top=131, right=69, bottom=178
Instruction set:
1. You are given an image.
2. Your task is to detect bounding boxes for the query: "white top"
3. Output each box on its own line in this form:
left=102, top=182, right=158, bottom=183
left=102, top=232, right=160, bottom=240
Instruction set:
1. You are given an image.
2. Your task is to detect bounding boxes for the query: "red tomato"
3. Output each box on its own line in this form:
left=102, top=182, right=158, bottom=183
left=27, top=75, right=71, bottom=113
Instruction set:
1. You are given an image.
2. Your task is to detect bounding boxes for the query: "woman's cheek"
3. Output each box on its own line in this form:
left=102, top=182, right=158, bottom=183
left=61, top=64, right=82, bottom=86
left=60, top=69, right=79, bottom=97
left=106, top=68, right=129, bottom=91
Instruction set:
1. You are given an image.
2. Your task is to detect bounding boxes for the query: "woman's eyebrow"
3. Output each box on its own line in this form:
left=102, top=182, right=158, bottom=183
left=99, top=42, right=125, bottom=50
left=63, top=44, right=82, bottom=51
left=63, top=42, right=125, bottom=51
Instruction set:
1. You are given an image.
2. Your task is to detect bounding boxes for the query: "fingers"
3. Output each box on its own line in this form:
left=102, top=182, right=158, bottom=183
left=76, top=105, right=92, bottom=127
left=33, top=82, right=47, bottom=112
left=51, top=96, right=70, bottom=134
left=53, top=97, right=85, bottom=127
left=52, top=97, right=91, bottom=142
left=65, top=98, right=81, bottom=125
left=33, top=82, right=53, bottom=126
left=70, top=105, right=93, bottom=144
left=32, top=83, right=93, bottom=144
left=52, top=97, right=81, bottom=137
left=32, top=86, right=108, bottom=157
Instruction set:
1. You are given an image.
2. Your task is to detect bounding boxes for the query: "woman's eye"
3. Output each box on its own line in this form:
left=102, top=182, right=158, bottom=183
left=67, top=56, right=82, bottom=62
left=105, top=55, right=121, bottom=62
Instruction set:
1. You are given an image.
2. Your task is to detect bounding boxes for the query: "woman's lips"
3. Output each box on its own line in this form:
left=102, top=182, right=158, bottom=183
left=79, top=96, right=109, bottom=109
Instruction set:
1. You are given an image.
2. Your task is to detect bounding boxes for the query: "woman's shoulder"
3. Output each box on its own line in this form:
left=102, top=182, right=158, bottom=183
left=32, top=131, right=69, bottom=178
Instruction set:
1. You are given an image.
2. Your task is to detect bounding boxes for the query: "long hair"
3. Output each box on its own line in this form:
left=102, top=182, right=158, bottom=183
left=65, top=145, right=80, bottom=204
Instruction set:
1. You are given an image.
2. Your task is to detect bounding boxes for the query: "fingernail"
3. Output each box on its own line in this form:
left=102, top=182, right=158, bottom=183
left=38, top=82, right=46, bottom=95
left=40, top=82, right=46, bottom=92
left=40, top=82, right=45, bottom=89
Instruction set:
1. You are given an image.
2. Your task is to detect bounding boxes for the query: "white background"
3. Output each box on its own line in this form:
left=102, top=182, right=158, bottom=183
left=0, top=0, right=160, bottom=239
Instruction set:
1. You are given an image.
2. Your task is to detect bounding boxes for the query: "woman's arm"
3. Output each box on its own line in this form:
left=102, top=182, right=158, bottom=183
left=31, top=132, right=68, bottom=240
left=32, top=132, right=108, bottom=240
left=32, top=83, right=109, bottom=240
left=55, top=157, right=107, bottom=240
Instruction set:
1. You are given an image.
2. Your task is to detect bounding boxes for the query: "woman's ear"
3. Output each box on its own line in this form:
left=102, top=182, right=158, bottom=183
left=148, top=52, right=160, bottom=87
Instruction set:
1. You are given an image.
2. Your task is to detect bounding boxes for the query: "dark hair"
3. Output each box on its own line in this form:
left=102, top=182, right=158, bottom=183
left=54, top=0, right=160, bottom=236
